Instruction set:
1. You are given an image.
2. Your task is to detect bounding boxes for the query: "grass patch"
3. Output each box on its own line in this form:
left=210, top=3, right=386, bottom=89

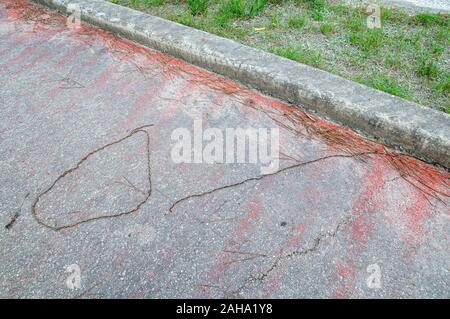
left=435, top=74, right=450, bottom=96
left=275, top=47, right=301, bottom=60
left=412, top=13, right=448, bottom=26
left=369, top=74, right=412, bottom=99
left=320, top=22, right=333, bottom=35
left=188, top=0, right=208, bottom=16
left=416, top=54, right=439, bottom=79
left=128, top=0, right=164, bottom=6
left=357, top=73, right=412, bottom=100
left=348, top=28, right=385, bottom=52
left=246, top=0, right=268, bottom=18
left=288, top=15, right=306, bottom=28
left=214, top=0, right=268, bottom=27
left=274, top=45, right=323, bottom=68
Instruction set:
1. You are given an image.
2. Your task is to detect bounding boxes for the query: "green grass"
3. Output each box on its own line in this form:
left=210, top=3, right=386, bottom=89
left=416, top=54, right=439, bottom=79
left=219, top=0, right=245, bottom=18
left=109, top=0, right=450, bottom=113
left=273, top=45, right=324, bottom=67
left=435, top=74, right=450, bottom=95
left=275, top=47, right=301, bottom=61
left=288, top=15, right=306, bottom=28
left=362, top=73, right=412, bottom=99
left=320, top=22, right=333, bottom=35
left=214, top=0, right=268, bottom=26
left=188, top=0, right=208, bottom=16
left=246, top=0, right=268, bottom=18
left=413, top=13, right=448, bottom=26
left=128, top=0, right=164, bottom=6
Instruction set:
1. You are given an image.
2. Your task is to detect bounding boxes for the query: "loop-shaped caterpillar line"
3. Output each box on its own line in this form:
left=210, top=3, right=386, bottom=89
left=31, top=124, right=154, bottom=231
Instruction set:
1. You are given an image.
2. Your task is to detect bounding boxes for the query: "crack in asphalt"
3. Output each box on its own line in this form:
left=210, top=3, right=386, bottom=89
left=230, top=211, right=365, bottom=296
left=4, top=192, right=29, bottom=229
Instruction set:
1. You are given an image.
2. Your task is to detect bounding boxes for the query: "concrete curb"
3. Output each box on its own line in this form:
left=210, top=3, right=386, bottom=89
left=33, top=0, right=450, bottom=168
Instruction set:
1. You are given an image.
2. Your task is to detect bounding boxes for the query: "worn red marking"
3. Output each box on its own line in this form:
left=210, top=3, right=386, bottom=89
left=199, top=189, right=266, bottom=297
left=334, top=262, right=356, bottom=299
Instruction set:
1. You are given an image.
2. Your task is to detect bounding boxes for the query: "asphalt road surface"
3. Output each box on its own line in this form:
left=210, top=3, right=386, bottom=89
left=0, top=0, right=449, bottom=298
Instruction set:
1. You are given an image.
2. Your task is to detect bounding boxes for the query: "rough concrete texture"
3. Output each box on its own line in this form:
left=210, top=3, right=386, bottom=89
left=350, top=0, right=450, bottom=13
left=0, top=0, right=449, bottom=298
left=32, top=0, right=450, bottom=169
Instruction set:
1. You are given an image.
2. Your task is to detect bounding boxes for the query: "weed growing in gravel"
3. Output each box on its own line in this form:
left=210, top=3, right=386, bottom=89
left=188, top=0, right=209, bottom=16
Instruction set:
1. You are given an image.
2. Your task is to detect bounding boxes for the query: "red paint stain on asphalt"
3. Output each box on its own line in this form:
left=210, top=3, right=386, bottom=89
left=238, top=198, right=264, bottom=236
left=334, top=263, right=356, bottom=299
left=349, top=157, right=393, bottom=243
left=199, top=189, right=266, bottom=297
left=352, top=214, right=373, bottom=244
left=402, top=191, right=433, bottom=254
left=332, top=158, right=387, bottom=298
left=286, top=223, right=306, bottom=247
